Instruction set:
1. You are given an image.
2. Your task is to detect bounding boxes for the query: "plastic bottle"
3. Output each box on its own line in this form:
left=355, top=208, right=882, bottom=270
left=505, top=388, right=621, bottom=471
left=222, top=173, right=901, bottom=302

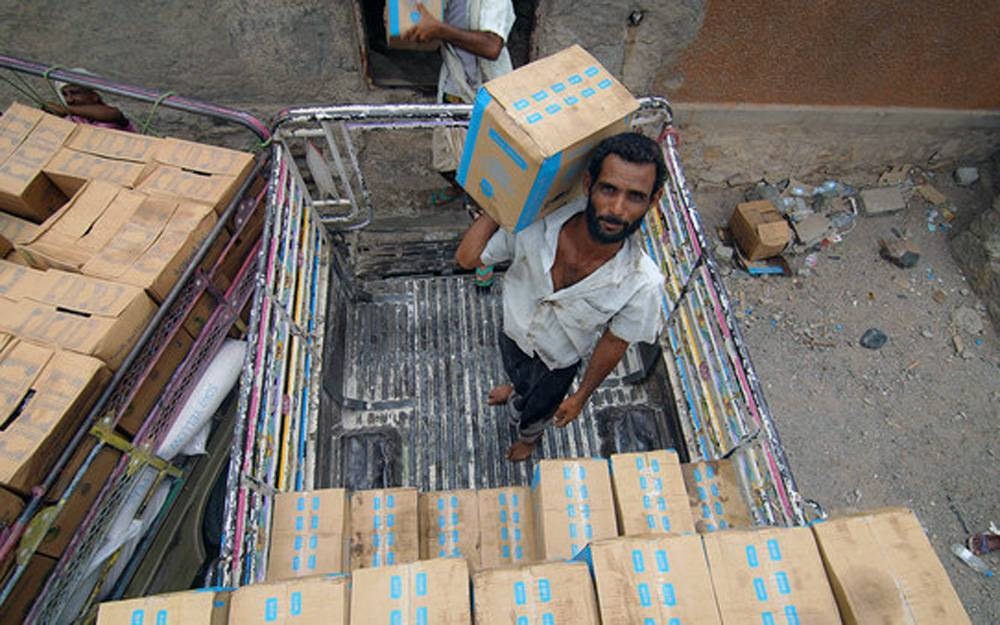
left=950, top=543, right=995, bottom=577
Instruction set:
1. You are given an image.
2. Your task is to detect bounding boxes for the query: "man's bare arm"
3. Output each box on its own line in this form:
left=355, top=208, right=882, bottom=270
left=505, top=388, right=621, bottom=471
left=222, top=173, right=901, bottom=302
left=455, top=214, right=500, bottom=269
left=401, top=3, right=504, bottom=60
left=553, top=329, right=629, bottom=427
left=44, top=101, right=127, bottom=125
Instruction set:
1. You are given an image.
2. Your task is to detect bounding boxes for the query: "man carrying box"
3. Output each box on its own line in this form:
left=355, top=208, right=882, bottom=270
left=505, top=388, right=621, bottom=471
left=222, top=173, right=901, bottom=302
left=402, top=0, right=515, bottom=287
left=455, top=133, right=665, bottom=461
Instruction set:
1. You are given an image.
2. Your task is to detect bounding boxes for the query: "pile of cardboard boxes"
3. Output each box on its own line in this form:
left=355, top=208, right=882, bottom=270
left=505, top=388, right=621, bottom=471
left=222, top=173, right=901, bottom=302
left=0, top=102, right=256, bottom=622
left=96, top=453, right=972, bottom=624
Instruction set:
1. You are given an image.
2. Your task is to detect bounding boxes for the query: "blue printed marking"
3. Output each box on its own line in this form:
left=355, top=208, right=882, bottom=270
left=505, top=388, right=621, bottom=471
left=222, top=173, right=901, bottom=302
left=698, top=486, right=707, bottom=501
left=580, top=486, right=589, bottom=499
left=542, top=615, right=554, bottom=625
left=720, top=520, right=729, bottom=529
left=156, top=610, right=167, bottom=625
left=438, top=533, right=445, bottom=545
left=515, top=546, right=523, bottom=560
left=585, top=525, right=593, bottom=539
left=311, top=515, right=319, bottom=530
left=499, top=493, right=507, bottom=506
left=762, top=613, right=775, bottom=625
left=598, top=78, right=613, bottom=90
left=374, top=516, right=381, bottom=529
left=526, top=112, right=543, bottom=124
left=636, top=457, right=644, bottom=470
left=438, top=516, right=446, bottom=530
left=656, top=550, right=669, bottom=572
left=643, top=494, right=652, bottom=509
left=693, top=468, right=703, bottom=483
left=457, top=88, right=491, bottom=187
left=374, top=534, right=381, bottom=548
left=784, top=606, right=800, bottom=625
left=584, top=66, right=599, bottom=77
left=265, top=598, right=278, bottom=622
left=294, top=536, right=303, bottom=551
left=312, top=496, right=320, bottom=510
left=568, top=74, right=582, bottom=85
left=503, top=545, right=511, bottom=559
left=569, top=524, right=578, bottom=539
left=532, top=90, right=548, bottom=101
left=295, top=516, right=304, bottom=531
left=500, top=510, right=508, bottom=523
left=452, top=512, right=459, bottom=525
left=702, top=504, right=711, bottom=519
left=514, top=99, right=530, bottom=111
left=391, top=575, right=402, bottom=599
left=416, top=607, right=428, bottom=625
left=565, top=485, right=574, bottom=498
left=661, top=517, right=671, bottom=531
left=513, top=511, right=520, bottom=524
left=567, top=505, right=576, bottom=518
left=131, top=608, right=145, bottom=625
left=517, top=618, right=529, bottom=625
left=387, top=533, right=394, bottom=546
left=439, top=548, right=446, bottom=557
left=515, top=528, right=522, bottom=541
left=309, top=535, right=318, bottom=549
left=715, top=502, right=724, bottom=516
left=651, top=459, right=660, bottom=472
left=416, top=572, right=428, bottom=596
left=706, top=465, right=716, bottom=479
left=502, top=527, right=509, bottom=541
left=658, top=497, right=667, bottom=512
left=512, top=494, right=519, bottom=506
left=297, top=497, right=305, bottom=511
left=308, top=554, right=316, bottom=570
left=669, top=620, right=681, bottom=625
left=640, top=476, right=648, bottom=490
left=545, top=103, right=561, bottom=115
left=632, top=550, right=645, bottom=573
left=514, top=151, right=562, bottom=231
left=452, top=529, right=459, bottom=542
left=647, top=515, right=656, bottom=529
left=753, top=577, right=768, bottom=602
left=538, top=578, right=551, bottom=602
left=438, top=498, right=445, bottom=510
left=768, top=539, right=783, bottom=561
left=711, top=484, right=720, bottom=497
left=581, top=504, right=590, bottom=519
left=391, top=610, right=402, bottom=625
left=451, top=495, right=458, bottom=507
left=645, top=619, right=656, bottom=625
left=479, top=178, right=494, bottom=198
left=387, top=0, right=401, bottom=35
left=747, top=545, right=760, bottom=567
left=488, top=127, right=527, bottom=170
left=638, top=582, right=652, bottom=607
left=373, top=552, right=381, bottom=567
left=514, top=581, right=527, bottom=605
left=292, top=555, right=301, bottom=571
left=572, top=543, right=580, bottom=555
left=374, top=496, right=381, bottom=511
left=564, top=95, right=579, bottom=106
left=582, top=87, right=597, bottom=98
left=387, top=552, right=395, bottom=565
left=662, top=583, right=677, bottom=606
left=552, top=82, right=566, bottom=93
left=291, top=591, right=302, bottom=616
left=563, top=466, right=572, bottom=480
left=706, top=523, right=716, bottom=532
left=387, top=495, right=395, bottom=508
left=410, top=9, right=421, bottom=22
left=775, top=572, right=791, bottom=595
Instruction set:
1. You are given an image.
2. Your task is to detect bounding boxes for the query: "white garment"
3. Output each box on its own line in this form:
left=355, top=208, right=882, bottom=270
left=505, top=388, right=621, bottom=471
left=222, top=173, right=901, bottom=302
left=481, top=198, right=664, bottom=370
left=438, top=0, right=515, bottom=102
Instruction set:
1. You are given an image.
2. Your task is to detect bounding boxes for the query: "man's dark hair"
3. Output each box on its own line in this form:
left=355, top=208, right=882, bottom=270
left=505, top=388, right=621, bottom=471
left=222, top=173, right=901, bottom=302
left=586, top=132, right=667, bottom=198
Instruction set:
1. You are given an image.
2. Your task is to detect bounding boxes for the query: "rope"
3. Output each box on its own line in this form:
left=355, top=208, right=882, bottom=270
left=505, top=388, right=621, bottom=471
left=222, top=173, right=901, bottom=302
left=139, top=90, right=175, bottom=136
left=0, top=72, right=44, bottom=107
left=41, top=65, right=66, bottom=104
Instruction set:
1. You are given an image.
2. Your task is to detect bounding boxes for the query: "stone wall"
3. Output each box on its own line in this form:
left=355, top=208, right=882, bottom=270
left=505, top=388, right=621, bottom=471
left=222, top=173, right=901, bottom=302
left=952, top=192, right=1000, bottom=331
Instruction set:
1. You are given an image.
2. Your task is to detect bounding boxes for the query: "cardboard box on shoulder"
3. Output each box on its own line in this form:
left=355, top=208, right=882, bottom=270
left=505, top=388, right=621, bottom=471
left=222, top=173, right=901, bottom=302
left=0, top=552, right=56, bottom=624
left=230, top=573, right=350, bottom=625
left=0, top=103, right=73, bottom=222
left=457, top=45, right=640, bottom=232
left=350, top=487, right=419, bottom=570
left=418, top=489, right=480, bottom=565
left=0, top=338, right=109, bottom=494
left=267, top=488, right=350, bottom=582
left=118, top=327, right=193, bottom=436
left=703, top=526, right=842, bottom=625
left=0, top=267, right=157, bottom=370
left=610, top=450, right=695, bottom=536
left=681, top=459, right=753, bottom=533
left=812, top=507, right=972, bottom=625
left=44, top=124, right=160, bottom=196
left=384, top=0, right=443, bottom=50
left=478, top=486, right=539, bottom=569
left=531, top=458, right=618, bottom=560
left=729, top=200, right=790, bottom=261
left=96, top=588, right=232, bottom=625
left=473, top=560, right=600, bottom=625
left=350, top=558, right=470, bottom=625
left=137, top=138, right=255, bottom=216
left=578, top=534, right=722, bottom=625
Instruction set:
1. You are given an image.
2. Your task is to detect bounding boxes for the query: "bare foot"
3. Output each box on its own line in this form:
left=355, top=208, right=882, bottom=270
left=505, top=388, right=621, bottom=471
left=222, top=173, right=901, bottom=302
left=506, top=440, right=535, bottom=462
left=488, top=384, right=514, bottom=405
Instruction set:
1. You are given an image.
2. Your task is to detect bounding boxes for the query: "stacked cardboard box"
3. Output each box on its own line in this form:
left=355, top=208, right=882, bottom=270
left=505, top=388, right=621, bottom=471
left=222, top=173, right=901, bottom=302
left=418, top=489, right=480, bottom=565
left=137, top=138, right=255, bottom=216
left=44, top=124, right=160, bottom=195
left=384, top=0, right=443, bottom=50
left=0, top=104, right=75, bottom=222
left=350, top=558, right=470, bottom=625
left=610, top=450, right=695, bottom=536
left=681, top=459, right=753, bottom=533
left=478, top=486, right=539, bottom=568
left=350, top=488, right=420, bottom=570
left=230, top=574, right=350, bottom=625
left=96, top=588, right=232, bottom=625
left=531, top=458, right=618, bottom=559
left=473, top=560, right=600, bottom=625
left=0, top=209, right=37, bottom=264
left=267, top=488, right=350, bottom=581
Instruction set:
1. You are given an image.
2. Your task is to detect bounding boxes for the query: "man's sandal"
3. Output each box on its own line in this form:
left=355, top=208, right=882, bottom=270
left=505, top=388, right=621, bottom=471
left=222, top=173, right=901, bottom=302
left=967, top=533, right=999, bottom=556
left=475, top=264, right=494, bottom=289
left=429, top=187, right=462, bottom=207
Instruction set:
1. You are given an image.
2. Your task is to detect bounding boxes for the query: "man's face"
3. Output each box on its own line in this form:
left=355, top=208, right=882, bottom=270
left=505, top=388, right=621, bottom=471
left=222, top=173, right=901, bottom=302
left=61, top=85, right=101, bottom=106
left=583, top=153, right=662, bottom=244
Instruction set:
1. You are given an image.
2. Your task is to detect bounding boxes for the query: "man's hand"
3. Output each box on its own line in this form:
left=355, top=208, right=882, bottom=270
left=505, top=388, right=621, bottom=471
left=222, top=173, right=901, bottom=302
left=553, top=393, right=585, bottom=428
left=400, top=3, right=442, bottom=43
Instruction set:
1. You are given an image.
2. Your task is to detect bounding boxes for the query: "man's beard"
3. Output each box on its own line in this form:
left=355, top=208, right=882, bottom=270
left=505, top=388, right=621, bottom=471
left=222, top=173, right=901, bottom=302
left=585, top=195, right=644, bottom=244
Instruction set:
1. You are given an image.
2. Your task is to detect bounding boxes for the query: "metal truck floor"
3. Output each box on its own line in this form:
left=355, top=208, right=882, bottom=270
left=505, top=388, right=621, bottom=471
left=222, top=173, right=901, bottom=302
left=334, top=274, right=675, bottom=492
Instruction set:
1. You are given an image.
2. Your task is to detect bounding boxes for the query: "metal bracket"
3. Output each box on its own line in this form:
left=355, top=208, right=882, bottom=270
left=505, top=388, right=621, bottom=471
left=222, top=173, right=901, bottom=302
left=90, top=423, right=183, bottom=479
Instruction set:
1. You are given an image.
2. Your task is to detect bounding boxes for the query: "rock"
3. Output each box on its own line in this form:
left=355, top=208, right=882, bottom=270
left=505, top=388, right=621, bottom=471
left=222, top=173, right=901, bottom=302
left=953, top=166, right=980, bottom=186
left=920, top=328, right=934, bottom=339
left=952, top=306, right=985, bottom=335
left=860, top=187, right=907, bottom=215
left=714, top=244, right=735, bottom=262
left=859, top=328, right=888, bottom=349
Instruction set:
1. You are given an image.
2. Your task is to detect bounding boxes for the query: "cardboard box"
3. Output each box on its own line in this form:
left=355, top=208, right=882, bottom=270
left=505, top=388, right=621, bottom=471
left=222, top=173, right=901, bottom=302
left=473, top=560, right=600, bottom=625
left=384, top=0, right=443, bottom=50
left=0, top=268, right=157, bottom=370
left=0, top=106, right=74, bottom=222
left=0, top=483, right=24, bottom=529
left=703, top=526, right=842, bottom=625
left=38, top=439, right=121, bottom=558
left=350, top=487, right=419, bottom=570
left=96, top=588, right=232, bottom=625
left=418, top=489, right=480, bottom=565
left=118, top=327, right=194, bottom=436
left=610, top=450, right=695, bottom=536
left=531, top=458, right=618, bottom=560
left=812, top=507, right=972, bottom=625
left=350, top=558, right=471, bottom=625
left=0, top=338, right=109, bottom=494
left=0, top=209, right=40, bottom=246
left=44, top=148, right=149, bottom=196
left=681, top=459, right=753, bottom=533
left=729, top=200, right=790, bottom=261
left=579, top=534, right=722, bottom=625
left=267, top=488, right=350, bottom=581
left=478, top=486, right=539, bottom=569
left=457, top=45, right=640, bottom=232
left=0, top=552, right=56, bottom=624
left=137, top=138, right=255, bottom=215
left=0, top=259, right=46, bottom=299
left=183, top=271, right=231, bottom=339
left=230, top=574, right=350, bottom=625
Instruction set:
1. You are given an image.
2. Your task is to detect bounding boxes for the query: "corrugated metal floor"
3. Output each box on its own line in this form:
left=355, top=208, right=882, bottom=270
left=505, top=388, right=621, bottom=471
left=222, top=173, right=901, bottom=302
left=337, top=274, right=672, bottom=491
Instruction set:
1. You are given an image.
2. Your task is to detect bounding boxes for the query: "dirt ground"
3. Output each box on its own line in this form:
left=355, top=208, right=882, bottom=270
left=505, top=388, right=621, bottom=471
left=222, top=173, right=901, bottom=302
left=690, top=164, right=1000, bottom=624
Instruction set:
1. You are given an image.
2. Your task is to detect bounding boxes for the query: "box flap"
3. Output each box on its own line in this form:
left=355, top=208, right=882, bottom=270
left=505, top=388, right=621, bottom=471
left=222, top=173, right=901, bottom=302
left=65, top=125, right=160, bottom=162
left=0, top=103, right=45, bottom=158
left=23, top=269, right=144, bottom=317
left=0, top=210, right=39, bottom=244
left=485, top=45, right=639, bottom=157
left=153, top=138, right=255, bottom=177
left=0, top=260, right=46, bottom=300
left=0, top=338, right=50, bottom=424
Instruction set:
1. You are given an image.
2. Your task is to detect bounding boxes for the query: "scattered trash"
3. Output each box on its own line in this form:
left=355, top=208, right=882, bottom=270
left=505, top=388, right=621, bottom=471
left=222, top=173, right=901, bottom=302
left=714, top=243, right=735, bottom=263
left=952, top=306, right=985, bottom=335
left=920, top=328, right=934, bottom=339
left=953, top=166, right=980, bottom=187
left=953, top=334, right=965, bottom=355
left=877, top=164, right=911, bottom=186
left=860, top=187, right=907, bottom=215
left=915, top=183, right=947, bottom=205
left=926, top=267, right=937, bottom=282
left=804, top=253, right=819, bottom=268
left=792, top=214, right=832, bottom=247
left=931, top=290, right=947, bottom=303
left=859, top=328, right=888, bottom=350
left=879, top=237, right=920, bottom=268
left=950, top=544, right=994, bottom=577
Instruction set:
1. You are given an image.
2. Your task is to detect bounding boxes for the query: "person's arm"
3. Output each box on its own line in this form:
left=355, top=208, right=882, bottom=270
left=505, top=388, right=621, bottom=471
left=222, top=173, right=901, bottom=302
left=401, top=3, right=504, bottom=60
left=455, top=213, right=501, bottom=269
left=44, top=101, right=128, bottom=126
left=553, top=329, right=629, bottom=427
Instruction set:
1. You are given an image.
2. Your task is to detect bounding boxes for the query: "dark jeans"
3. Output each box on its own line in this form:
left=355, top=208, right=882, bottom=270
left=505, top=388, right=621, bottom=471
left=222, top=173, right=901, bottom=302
left=498, top=333, right=580, bottom=443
